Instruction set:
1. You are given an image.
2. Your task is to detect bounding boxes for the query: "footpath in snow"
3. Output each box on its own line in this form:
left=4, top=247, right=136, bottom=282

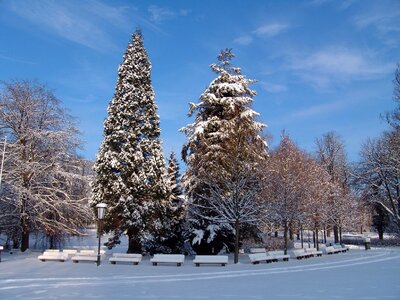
left=0, top=247, right=399, bottom=299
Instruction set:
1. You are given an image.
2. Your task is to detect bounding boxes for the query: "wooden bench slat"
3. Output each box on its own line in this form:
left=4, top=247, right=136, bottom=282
left=192, top=255, right=228, bottom=266
left=109, top=253, right=142, bottom=265
left=248, top=253, right=275, bottom=264
left=150, top=254, right=185, bottom=266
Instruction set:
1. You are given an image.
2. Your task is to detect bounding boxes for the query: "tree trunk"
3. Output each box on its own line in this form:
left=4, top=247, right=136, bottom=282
left=312, top=231, right=316, bottom=247
left=339, top=226, right=342, bottom=244
left=315, top=228, right=319, bottom=250
left=333, top=225, right=339, bottom=244
left=274, top=231, right=278, bottom=238
left=234, top=220, right=240, bottom=264
left=49, top=236, right=55, bottom=249
left=289, top=223, right=294, bottom=240
left=323, top=226, right=327, bottom=244
left=283, top=222, right=288, bottom=255
left=20, top=230, right=29, bottom=252
left=127, top=229, right=142, bottom=253
left=378, top=230, right=384, bottom=240
left=13, top=238, right=20, bottom=249
left=300, top=224, right=304, bottom=248
left=20, top=216, right=29, bottom=252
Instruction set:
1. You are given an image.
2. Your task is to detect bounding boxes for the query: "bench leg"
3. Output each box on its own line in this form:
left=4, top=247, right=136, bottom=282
left=152, top=262, right=157, bottom=266
left=73, top=260, right=79, bottom=263
left=134, top=262, right=138, bottom=265
left=111, top=261, right=116, bottom=264
left=221, top=263, right=226, bottom=266
left=177, top=263, right=182, bottom=267
left=283, top=258, right=288, bottom=261
left=195, top=263, right=200, bottom=267
left=40, top=259, right=45, bottom=262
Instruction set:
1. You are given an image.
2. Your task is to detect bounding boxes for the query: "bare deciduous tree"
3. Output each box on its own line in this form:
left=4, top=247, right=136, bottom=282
left=0, top=80, right=92, bottom=251
left=385, top=64, right=400, bottom=130
left=315, top=132, right=351, bottom=243
left=355, top=131, right=400, bottom=231
left=191, top=147, right=266, bottom=263
left=263, top=135, right=310, bottom=254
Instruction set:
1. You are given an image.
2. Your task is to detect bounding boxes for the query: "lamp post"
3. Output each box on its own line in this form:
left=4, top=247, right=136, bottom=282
left=96, top=203, right=107, bottom=266
left=0, top=137, right=7, bottom=194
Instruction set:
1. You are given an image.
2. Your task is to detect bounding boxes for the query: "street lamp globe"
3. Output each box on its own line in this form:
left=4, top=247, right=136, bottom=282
left=96, top=203, right=107, bottom=220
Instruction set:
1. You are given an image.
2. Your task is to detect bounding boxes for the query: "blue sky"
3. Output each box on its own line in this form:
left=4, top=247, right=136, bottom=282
left=1, top=0, right=399, bottom=163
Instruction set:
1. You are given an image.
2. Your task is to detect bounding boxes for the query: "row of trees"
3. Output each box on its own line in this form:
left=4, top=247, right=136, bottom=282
left=180, top=53, right=399, bottom=260
left=1, top=29, right=397, bottom=258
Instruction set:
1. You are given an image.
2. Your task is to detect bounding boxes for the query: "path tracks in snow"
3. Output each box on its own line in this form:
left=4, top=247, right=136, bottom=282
left=0, top=250, right=399, bottom=291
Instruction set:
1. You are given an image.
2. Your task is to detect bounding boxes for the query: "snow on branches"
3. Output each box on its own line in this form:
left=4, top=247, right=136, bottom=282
left=0, top=80, right=92, bottom=251
left=92, top=30, right=174, bottom=253
left=181, top=49, right=268, bottom=261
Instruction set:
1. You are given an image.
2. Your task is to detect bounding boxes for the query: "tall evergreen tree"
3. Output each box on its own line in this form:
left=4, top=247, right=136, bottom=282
left=148, top=151, right=186, bottom=253
left=181, top=49, right=267, bottom=256
left=92, top=30, right=168, bottom=253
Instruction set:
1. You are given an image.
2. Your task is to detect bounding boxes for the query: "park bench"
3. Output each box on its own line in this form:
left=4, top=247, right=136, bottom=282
left=192, top=255, right=228, bottom=267
left=150, top=254, right=185, bottom=266
left=38, top=250, right=69, bottom=262
left=268, top=250, right=290, bottom=261
left=109, top=253, right=142, bottom=265
left=248, top=252, right=275, bottom=264
left=304, top=247, right=323, bottom=257
left=333, top=244, right=348, bottom=253
left=71, top=250, right=105, bottom=263
left=322, top=246, right=340, bottom=254
left=62, top=249, right=78, bottom=256
left=291, top=249, right=312, bottom=259
left=250, top=248, right=267, bottom=253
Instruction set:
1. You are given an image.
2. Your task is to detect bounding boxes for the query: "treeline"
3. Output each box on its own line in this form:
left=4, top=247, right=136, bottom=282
left=1, top=31, right=398, bottom=259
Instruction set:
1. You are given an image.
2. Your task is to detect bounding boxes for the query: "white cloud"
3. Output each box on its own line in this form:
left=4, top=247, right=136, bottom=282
left=148, top=5, right=191, bottom=23
left=261, top=82, right=287, bottom=93
left=269, top=98, right=353, bottom=127
left=233, top=35, right=253, bottom=46
left=0, top=53, right=37, bottom=65
left=291, top=100, right=347, bottom=118
left=6, top=0, right=131, bottom=51
left=233, top=22, right=290, bottom=46
left=308, top=0, right=357, bottom=9
left=253, top=23, right=290, bottom=37
left=179, top=9, right=191, bottom=17
left=287, top=47, right=392, bottom=88
left=353, top=10, right=400, bottom=46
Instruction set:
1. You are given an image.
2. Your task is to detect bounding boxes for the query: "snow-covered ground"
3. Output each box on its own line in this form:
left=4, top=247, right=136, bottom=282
left=1, top=246, right=399, bottom=299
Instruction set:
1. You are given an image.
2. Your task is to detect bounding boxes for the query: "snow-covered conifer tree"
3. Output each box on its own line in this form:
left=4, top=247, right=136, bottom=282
left=148, top=151, right=186, bottom=253
left=92, top=30, right=168, bottom=253
left=181, top=49, right=268, bottom=257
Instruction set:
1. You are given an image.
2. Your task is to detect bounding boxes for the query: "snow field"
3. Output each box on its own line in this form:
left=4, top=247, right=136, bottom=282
left=0, top=248, right=399, bottom=299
